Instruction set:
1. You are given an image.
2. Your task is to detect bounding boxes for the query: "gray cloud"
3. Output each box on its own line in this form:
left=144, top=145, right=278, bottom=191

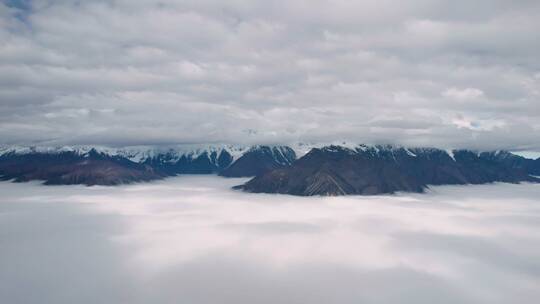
left=0, top=1, right=539, bottom=149
left=1, top=176, right=540, bottom=303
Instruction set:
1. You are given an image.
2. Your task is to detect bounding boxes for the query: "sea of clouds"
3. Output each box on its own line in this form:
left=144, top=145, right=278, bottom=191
left=1, top=176, right=540, bottom=303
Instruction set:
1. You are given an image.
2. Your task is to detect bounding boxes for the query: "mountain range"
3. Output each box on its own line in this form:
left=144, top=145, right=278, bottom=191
left=236, top=145, right=540, bottom=195
left=0, top=145, right=295, bottom=185
left=0, top=143, right=538, bottom=195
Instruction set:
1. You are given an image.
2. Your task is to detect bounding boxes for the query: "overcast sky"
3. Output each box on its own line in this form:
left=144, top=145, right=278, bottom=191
left=1, top=1, right=539, bottom=150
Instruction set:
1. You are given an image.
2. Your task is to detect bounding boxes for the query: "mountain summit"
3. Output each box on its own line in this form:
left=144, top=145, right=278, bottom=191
left=235, top=145, right=540, bottom=196
left=0, top=144, right=296, bottom=185
left=1, top=143, right=539, bottom=192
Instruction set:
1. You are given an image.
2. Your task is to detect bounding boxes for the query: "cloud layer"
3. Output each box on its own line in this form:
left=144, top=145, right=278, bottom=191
left=1, top=176, right=540, bottom=303
left=1, top=1, right=539, bottom=149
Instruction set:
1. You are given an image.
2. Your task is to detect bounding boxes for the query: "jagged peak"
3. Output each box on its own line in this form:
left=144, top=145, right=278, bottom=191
left=243, top=145, right=296, bottom=166
left=295, top=144, right=526, bottom=164
left=0, top=144, right=252, bottom=164
left=318, top=145, right=357, bottom=155
left=0, top=144, right=297, bottom=167
left=1, top=143, right=530, bottom=164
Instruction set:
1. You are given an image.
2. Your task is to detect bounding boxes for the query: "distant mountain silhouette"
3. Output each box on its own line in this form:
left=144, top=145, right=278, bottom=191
left=219, top=146, right=295, bottom=177
left=0, top=149, right=164, bottom=186
left=235, top=145, right=540, bottom=196
left=0, top=145, right=297, bottom=185
left=1, top=144, right=538, bottom=190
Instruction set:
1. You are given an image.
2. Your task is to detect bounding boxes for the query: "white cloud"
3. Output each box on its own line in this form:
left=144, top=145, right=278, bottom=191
left=1, top=176, right=540, bottom=303
left=0, top=1, right=539, bottom=149
left=442, top=87, right=485, bottom=100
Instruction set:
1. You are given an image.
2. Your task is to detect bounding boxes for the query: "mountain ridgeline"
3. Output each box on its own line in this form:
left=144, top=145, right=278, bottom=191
left=236, top=145, right=540, bottom=196
left=0, top=145, right=296, bottom=186
left=219, top=146, right=296, bottom=177
left=0, top=144, right=539, bottom=194
left=0, top=149, right=164, bottom=186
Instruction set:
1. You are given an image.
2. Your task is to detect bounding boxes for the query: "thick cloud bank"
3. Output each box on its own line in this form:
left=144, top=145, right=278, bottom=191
left=1, top=1, right=540, bottom=150
left=1, top=176, right=540, bottom=303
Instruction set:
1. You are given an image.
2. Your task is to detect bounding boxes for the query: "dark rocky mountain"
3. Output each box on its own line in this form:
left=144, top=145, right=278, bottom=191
left=141, top=145, right=296, bottom=177
left=0, top=149, right=164, bottom=186
left=1, top=143, right=538, bottom=190
left=141, top=150, right=234, bottom=174
left=219, top=146, right=296, bottom=177
left=235, top=145, right=540, bottom=196
left=0, top=144, right=297, bottom=185
left=478, top=150, right=540, bottom=176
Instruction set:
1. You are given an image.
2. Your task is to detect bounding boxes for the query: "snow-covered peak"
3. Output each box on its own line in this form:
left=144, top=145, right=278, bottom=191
left=319, top=145, right=358, bottom=155
left=2, top=143, right=528, bottom=164
left=244, top=145, right=296, bottom=166
left=291, top=141, right=361, bottom=156
left=509, top=151, right=540, bottom=160
left=0, top=145, right=116, bottom=156
left=115, top=144, right=251, bottom=163
left=0, top=144, right=252, bottom=163
left=293, top=143, right=468, bottom=162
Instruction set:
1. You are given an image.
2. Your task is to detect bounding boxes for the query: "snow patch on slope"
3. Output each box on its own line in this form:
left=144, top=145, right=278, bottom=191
left=0, top=144, right=251, bottom=164
left=446, top=150, right=456, bottom=161
left=511, top=151, right=540, bottom=160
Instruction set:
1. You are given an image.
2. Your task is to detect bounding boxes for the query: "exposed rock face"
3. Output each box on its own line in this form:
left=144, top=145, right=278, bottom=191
left=1, top=143, right=538, bottom=189
left=219, top=146, right=296, bottom=177
left=0, top=144, right=249, bottom=177
left=141, top=150, right=234, bottom=174
left=0, top=144, right=296, bottom=185
left=0, top=149, right=164, bottom=186
left=480, top=150, right=540, bottom=176
left=235, top=145, right=540, bottom=196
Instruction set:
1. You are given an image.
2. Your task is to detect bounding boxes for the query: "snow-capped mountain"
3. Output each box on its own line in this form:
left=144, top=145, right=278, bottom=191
left=0, top=144, right=251, bottom=163
left=1, top=143, right=539, bottom=189
left=220, top=146, right=296, bottom=177
left=236, top=144, right=540, bottom=196
left=0, top=144, right=297, bottom=185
